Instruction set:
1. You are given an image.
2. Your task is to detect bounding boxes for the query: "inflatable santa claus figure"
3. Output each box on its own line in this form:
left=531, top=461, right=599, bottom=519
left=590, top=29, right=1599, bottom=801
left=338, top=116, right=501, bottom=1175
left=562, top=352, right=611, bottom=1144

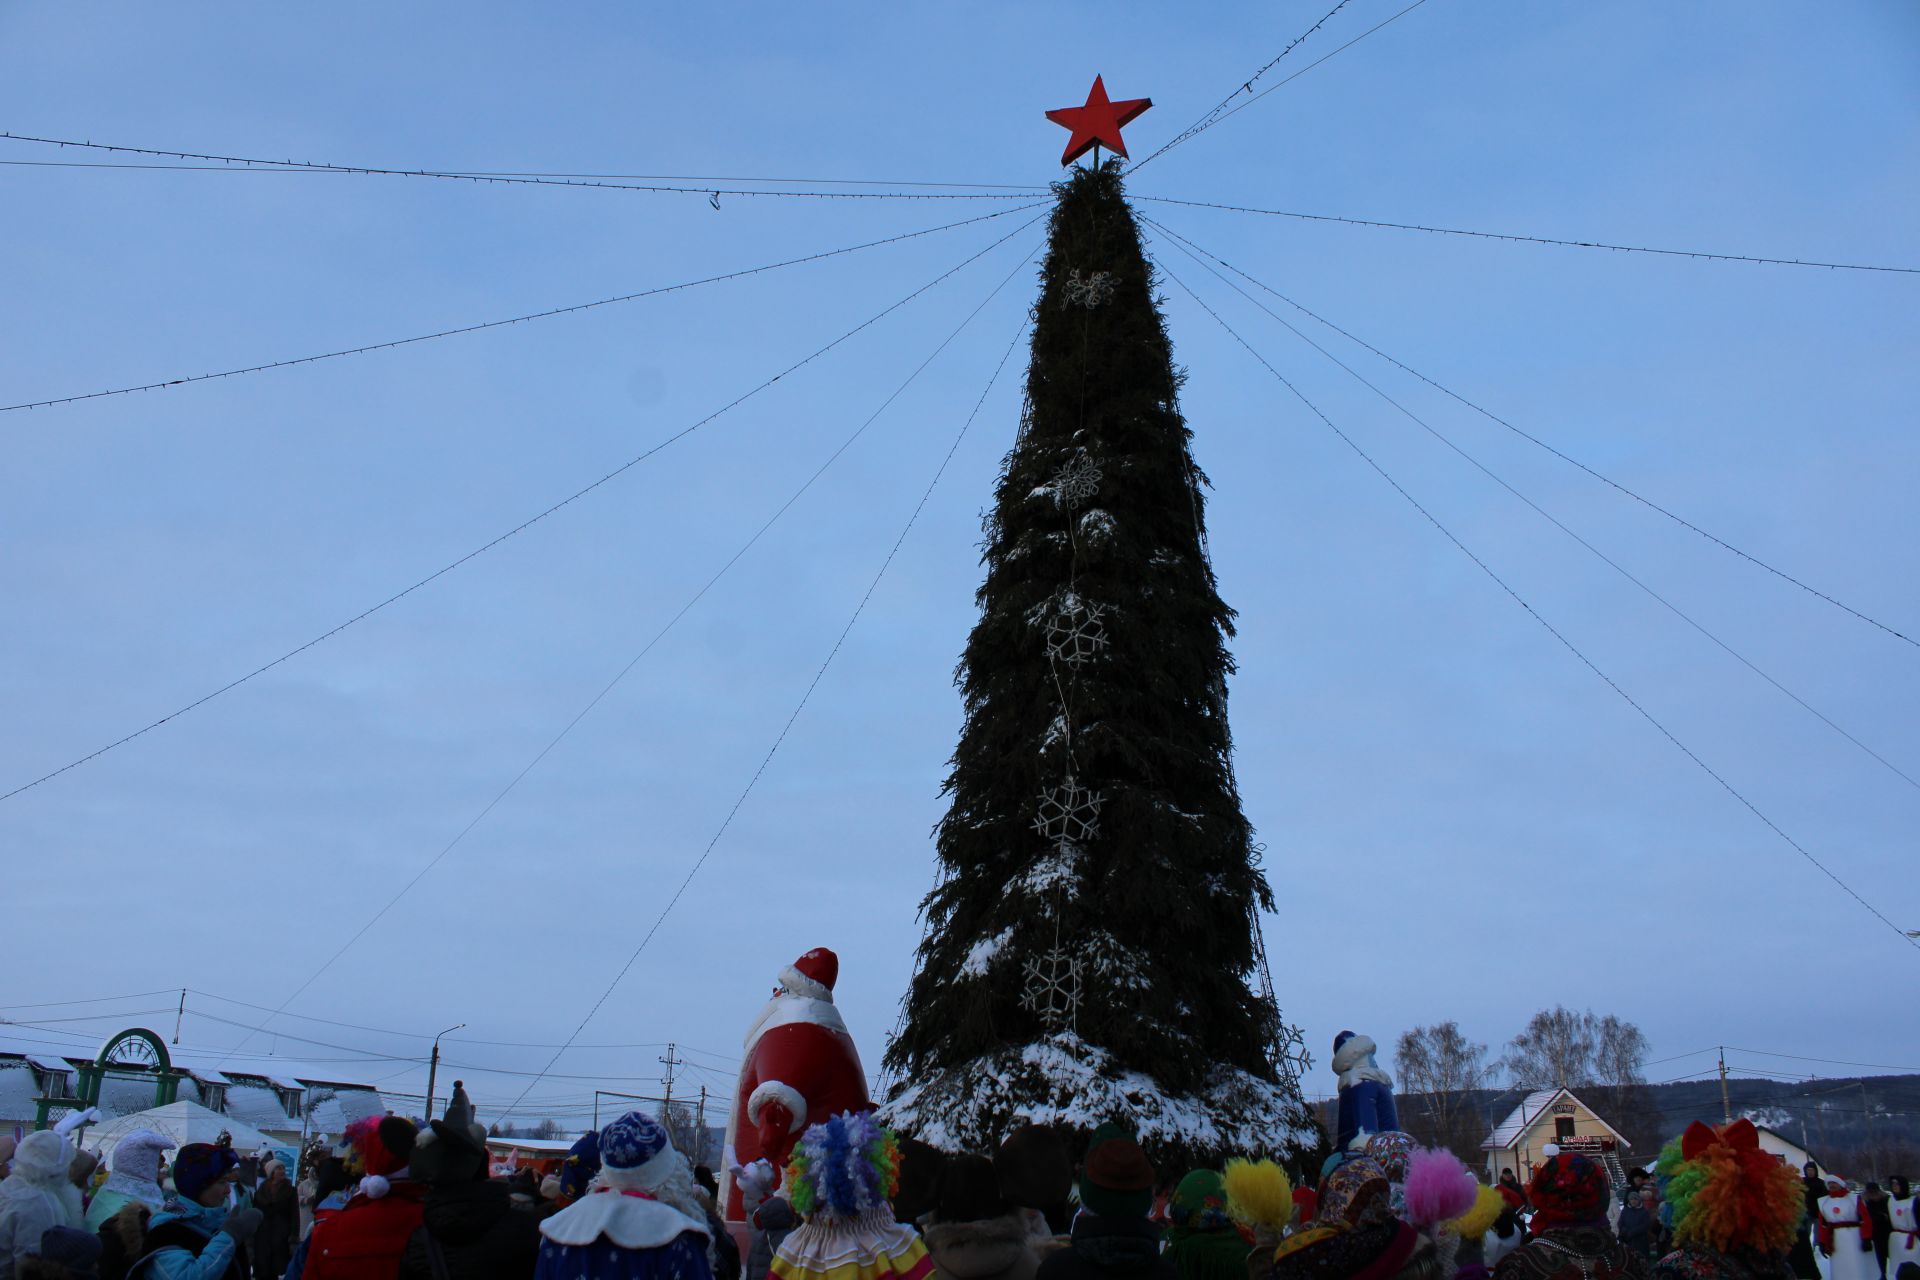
left=723, top=948, right=872, bottom=1222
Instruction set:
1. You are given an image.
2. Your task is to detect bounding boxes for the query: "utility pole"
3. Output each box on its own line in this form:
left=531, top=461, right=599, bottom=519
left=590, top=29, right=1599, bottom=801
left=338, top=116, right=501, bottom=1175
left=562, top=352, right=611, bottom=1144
left=1860, top=1082, right=1880, bottom=1182
left=172, top=989, right=186, bottom=1045
left=660, top=1044, right=683, bottom=1111
left=696, top=1086, right=708, bottom=1164
left=425, top=1023, right=466, bottom=1121
left=1718, top=1047, right=1732, bottom=1124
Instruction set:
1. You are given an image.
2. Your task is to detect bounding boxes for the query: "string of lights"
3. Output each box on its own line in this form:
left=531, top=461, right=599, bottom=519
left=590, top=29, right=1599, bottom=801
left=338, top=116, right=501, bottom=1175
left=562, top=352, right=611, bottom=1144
left=0, top=155, right=1043, bottom=190
left=1125, top=0, right=1360, bottom=173
left=1143, top=218, right=1920, bottom=651
left=1132, top=0, right=1433, bottom=173
left=496, top=302, right=1033, bottom=1120
left=1153, top=256, right=1919, bottom=956
left=1, top=214, right=1041, bottom=810
left=0, top=200, right=1044, bottom=416
left=0, top=132, right=1042, bottom=200
left=1137, top=195, right=1920, bottom=275
left=219, top=230, right=1037, bottom=1079
left=1144, top=216, right=1920, bottom=795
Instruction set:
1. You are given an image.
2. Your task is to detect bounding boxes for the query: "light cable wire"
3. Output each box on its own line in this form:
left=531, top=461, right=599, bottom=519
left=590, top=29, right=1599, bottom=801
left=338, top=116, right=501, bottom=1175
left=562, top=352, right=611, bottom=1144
left=496, top=306, right=1032, bottom=1119
left=4, top=215, right=1038, bottom=808
left=1145, top=218, right=1920, bottom=649
left=1153, top=254, right=1920, bottom=954
left=1146, top=216, right=1920, bottom=795
left=1, top=201, right=1044, bottom=415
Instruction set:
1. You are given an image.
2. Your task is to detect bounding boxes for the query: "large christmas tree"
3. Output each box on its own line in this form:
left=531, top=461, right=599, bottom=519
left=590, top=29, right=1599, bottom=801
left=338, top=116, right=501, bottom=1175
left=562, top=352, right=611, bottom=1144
left=882, top=160, right=1313, bottom=1161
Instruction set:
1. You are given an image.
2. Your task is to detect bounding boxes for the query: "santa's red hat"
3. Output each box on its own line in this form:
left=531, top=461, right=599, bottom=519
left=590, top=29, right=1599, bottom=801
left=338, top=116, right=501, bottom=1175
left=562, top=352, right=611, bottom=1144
left=779, top=948, right=839, bottom=1002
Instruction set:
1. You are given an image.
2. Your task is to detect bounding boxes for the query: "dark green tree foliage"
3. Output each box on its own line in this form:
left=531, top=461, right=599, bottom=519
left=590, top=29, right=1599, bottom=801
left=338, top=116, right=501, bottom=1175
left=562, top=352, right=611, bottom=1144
left=884, top=163, right=1308, bottom=1158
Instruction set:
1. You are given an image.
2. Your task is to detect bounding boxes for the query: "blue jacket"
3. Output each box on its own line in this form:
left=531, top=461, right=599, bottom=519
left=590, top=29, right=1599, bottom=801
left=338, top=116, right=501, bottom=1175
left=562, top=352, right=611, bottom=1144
left=1334, top=1080, right=1399, bottom=1151
left=130, top=1201, right=240, bottom=1280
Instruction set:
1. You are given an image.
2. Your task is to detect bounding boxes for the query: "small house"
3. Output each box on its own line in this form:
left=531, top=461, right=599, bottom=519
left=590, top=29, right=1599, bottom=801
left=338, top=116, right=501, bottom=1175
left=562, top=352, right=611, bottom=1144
left=1482, top=1087, right=1631, bottom=1182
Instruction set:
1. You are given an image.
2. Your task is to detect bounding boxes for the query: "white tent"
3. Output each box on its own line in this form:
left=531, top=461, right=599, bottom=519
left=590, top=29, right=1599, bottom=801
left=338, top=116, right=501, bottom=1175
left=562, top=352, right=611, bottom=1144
left=83, top=1100, right=293, bottom=1165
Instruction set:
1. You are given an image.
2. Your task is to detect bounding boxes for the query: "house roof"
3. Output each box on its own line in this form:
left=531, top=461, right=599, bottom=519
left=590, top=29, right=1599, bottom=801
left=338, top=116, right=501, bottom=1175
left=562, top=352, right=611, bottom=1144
left=1482, top=1086, right=1631, bottom=1150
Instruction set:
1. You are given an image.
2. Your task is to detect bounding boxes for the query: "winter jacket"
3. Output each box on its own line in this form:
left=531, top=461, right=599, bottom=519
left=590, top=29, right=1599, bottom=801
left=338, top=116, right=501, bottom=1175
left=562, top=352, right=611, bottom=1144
left=747, top=1197, right=797, bottom=1280
left=128, top=1200, right=246, bottom=1280
left=398, top=1179, right=541, bottom=1280
left=1619, top=1207, right=1655, bottom=1261
left=1033, top=1215, right=1175, bottom=1280
left=0, top=1172, right=85, bottom=1280
left=1161, top=1226, right=1248, bottom=1280
left=925, top=1213, right=1040, bottom=1280
left=252, top=1178, right=298, bottom=1280
left=302, top=1182, right=429, bottom=1280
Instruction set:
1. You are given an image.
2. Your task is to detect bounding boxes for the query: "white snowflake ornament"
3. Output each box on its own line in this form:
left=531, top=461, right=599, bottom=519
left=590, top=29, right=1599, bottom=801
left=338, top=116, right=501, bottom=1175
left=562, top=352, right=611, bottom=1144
left=1032, top=775, right=1103, bottom=846
left=1044, top=599, right=1109, bottom=668
left=1060, top=268, right=1116, bottom=309
left=1050, top=454, right=1102, bottom=510
left=1019, top=947, right=1084, bottom=1028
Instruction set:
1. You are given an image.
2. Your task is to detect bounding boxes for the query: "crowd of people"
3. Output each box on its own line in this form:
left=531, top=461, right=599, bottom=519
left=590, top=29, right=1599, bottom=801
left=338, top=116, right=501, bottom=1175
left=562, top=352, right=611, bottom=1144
left=0, top=1098, right=1912, bottom=1280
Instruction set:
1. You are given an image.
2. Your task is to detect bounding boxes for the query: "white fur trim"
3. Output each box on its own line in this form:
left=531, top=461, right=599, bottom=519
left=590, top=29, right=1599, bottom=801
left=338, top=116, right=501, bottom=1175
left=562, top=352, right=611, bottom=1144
left=748, top=1081, right=807, bottom=1134
left=541, top=1191, right=710, bottom=1249
left=1541, top=1144, right=1560, bottom=1159
left=604, top=1144, right=685, bottom=1191
left=1330, top=1034, right=1376, bottom=1075
left=742, top=994, right=848, bottom=1058
left=779, top=966, right=834, bottom=1002
left=361, top=1174, right=392, bottom=1199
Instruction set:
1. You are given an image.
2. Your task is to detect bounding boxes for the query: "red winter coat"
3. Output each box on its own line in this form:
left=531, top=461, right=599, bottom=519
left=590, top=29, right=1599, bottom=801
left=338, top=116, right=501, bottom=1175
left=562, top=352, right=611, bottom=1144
left=304, top=1182, right=429, bottom=1280
left=724, top=994, right=870, bottom=1220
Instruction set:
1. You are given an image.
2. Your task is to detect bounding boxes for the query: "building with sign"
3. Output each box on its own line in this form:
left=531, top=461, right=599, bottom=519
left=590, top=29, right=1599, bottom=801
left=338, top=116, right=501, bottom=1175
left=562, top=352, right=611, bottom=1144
left=1482, top=1087, right=1632, bottom=1182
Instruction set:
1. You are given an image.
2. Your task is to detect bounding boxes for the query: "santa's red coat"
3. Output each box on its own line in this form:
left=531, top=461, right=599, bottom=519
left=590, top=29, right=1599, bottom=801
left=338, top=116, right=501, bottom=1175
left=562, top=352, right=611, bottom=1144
left=723, top=993, right=870, bottom=1221
left=302, top=1181, right=428, bottom=1280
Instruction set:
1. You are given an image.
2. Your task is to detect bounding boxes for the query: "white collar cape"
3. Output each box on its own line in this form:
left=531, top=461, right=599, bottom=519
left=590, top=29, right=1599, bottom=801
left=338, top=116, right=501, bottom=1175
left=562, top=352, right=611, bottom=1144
left=540, top=1191, right=711, bottom=1250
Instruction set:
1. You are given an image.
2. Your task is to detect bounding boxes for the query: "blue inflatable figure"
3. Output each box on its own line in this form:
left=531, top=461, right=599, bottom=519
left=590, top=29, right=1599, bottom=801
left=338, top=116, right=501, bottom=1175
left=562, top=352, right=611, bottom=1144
left=1331, top=1029, right=1399, bottom=1153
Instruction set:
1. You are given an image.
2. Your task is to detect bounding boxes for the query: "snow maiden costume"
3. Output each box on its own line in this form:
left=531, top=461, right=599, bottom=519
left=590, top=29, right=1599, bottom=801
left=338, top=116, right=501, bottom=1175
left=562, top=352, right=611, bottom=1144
left=771, top=1113, right=931, bottom=1280
left=85, top=1130, right=176, bottom=1230
left=536, top=1110, right=714, bottom=1280
left=1814, top=1176, right=1874, bottom=1280
left=723, top=949, right=873, bottom=1223
left=1330, top=1032, right=1399, bottom=1153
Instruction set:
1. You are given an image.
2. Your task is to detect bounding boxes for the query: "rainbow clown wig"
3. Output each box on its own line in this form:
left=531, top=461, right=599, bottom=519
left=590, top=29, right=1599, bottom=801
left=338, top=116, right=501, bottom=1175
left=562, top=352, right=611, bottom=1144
left=1655, top=1119, right=1805, bottom=1256
left=772, top=1112, right=931, bottom=1280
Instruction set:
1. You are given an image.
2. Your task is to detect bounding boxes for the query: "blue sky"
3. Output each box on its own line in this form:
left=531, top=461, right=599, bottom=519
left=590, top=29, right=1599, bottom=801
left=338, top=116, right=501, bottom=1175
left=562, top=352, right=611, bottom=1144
left=3, top=2, right=1916, bottom=1128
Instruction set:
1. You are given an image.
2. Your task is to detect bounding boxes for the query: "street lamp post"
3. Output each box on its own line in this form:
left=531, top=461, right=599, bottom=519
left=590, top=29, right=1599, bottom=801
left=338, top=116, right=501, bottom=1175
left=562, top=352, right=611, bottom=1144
left=425, top=1023, right=465, bottom=1122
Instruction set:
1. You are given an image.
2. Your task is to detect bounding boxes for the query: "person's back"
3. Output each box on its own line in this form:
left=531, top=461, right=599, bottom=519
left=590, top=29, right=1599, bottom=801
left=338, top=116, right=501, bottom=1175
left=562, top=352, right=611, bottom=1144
left=400, top=1178, right=540, bottom=1280
left=1033, top=1127, right=1172, bottom=1280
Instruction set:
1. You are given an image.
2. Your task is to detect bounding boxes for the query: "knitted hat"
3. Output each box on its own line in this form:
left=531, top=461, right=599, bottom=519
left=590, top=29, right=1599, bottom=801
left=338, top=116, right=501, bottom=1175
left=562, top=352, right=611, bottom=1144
left=417, top=1082, right=488, bottom=1186
left=173, top=1143, right=238, bottom=1202
left=1078, top=1123, right=1155, bottom=1220
left=1528, top=1151, right=1612, bottom=1233
left=1317, top=1157, right=1394, bottom=1229
left=1169, top=1170, right=1232, bottom=1232
left=934, top=1154, right=1010, bottom=1224
left=599, top=1111, right=684, bottom=1196
left=559, top=1130, right=601, bottom=1200
left=1655, top=1119, right=1806, bottom=1255
left=344, top=1116, right=417, bottom=1199
left=994, top=1124, right=1072, bottom=1213
left=780, top=948, right=840, bottom=1002
left=36, top=1226, right=103, bottom=1276
left=109, top=1130, right=174, bottom=1185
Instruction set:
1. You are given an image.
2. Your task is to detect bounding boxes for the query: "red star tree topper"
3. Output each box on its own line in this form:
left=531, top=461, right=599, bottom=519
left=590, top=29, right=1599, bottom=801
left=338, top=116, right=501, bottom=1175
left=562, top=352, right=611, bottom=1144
left=1046, top=75, right=1152, bottom=166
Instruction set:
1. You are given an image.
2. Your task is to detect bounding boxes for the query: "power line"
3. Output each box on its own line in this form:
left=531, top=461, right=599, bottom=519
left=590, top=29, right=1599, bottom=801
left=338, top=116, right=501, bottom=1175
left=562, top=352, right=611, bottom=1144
left=1724, top=1046, right=1920, bottom=1075
left=1137, top=196, right=1920, bottom=276
left=498, top=300, right=1032, bottom=1120
left=0, top=132, right=1041, bottom=200
left=1155, top=257, right=1920, bottom=955
left=1145, top=217, right=1920, bottom=651
left=1133, top=0, right=1434, bottom=173
left=1126, top=0, right=1361, bottom=173
left=1, top=200, right=1043, bottom=416
left=0, top=989, right=180, bottom=1011
left=1145, top=216, right=1920, bottom=796
left=0, top=155, right=1043, bottom=190
left=2, top=214, right=1039, bottom=808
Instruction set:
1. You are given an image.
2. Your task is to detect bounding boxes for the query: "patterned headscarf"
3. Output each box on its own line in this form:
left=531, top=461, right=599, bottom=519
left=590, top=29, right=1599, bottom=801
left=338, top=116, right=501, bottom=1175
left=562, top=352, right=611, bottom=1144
left=1317, top=1157, right=1395, bottom=1230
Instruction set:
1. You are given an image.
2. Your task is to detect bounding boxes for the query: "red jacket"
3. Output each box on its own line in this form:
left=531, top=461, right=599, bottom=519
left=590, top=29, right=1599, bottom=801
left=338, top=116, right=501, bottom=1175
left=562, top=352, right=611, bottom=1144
left=303, top=1182, right=429, bottom=1280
